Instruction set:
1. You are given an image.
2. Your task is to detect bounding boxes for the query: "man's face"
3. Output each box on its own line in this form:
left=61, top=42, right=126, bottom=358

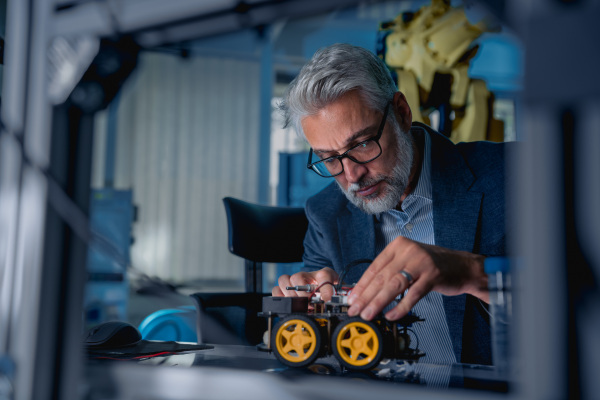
left=302, top=91, right=414, bottom=214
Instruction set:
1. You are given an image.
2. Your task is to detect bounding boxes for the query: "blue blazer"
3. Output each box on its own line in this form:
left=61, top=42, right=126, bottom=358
left=302, top=123, right=512, bottom=365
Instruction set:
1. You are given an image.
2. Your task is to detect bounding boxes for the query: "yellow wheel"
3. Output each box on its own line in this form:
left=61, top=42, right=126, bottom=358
left=332, top=317, right=383, bottom=370
left=272, top=315, right=321, bottom=367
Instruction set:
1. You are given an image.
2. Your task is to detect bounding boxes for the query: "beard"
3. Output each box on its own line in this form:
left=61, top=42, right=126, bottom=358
left=336, top=124, right=414, bottom=215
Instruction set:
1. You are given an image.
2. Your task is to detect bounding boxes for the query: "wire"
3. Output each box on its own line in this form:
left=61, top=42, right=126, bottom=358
left=308, top=281, right=335, bottom=301
left=91, top=351, right=175, bottom=361
left=314, top=281, right=334, bottom=293
left=406, top=328, right=419, bottom=351
left=336, top=259, right=373, bottom=292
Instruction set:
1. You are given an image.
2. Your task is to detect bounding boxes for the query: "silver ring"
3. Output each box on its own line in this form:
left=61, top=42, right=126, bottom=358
left=399, top=270, right=414, bottom=286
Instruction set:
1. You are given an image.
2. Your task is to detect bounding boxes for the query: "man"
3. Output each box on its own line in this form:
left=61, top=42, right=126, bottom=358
left=273, top=43, right=510, bottom=365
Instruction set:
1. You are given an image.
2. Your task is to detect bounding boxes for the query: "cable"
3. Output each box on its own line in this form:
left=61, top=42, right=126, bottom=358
left=336, top=259, right=373, bottom=292
left=91, top=351, right=175, bottom=361
left=406, top=327, right=419, bottom=351
left=308, top=281, right=334, bottom=301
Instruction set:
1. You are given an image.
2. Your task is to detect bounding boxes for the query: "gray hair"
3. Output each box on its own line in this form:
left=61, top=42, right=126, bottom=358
left=280, top=43, right=398, bottom=138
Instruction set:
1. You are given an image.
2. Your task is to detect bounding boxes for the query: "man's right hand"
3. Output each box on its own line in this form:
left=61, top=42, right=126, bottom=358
left=272, top=267, right=339, bottom=302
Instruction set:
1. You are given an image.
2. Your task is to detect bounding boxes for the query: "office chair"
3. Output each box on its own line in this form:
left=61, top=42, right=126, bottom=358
left=222, top=196, right=308, bottom=293
left=190, top=197, right=308, bottom=345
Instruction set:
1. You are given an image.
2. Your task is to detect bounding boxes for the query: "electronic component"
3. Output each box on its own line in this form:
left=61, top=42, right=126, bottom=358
left=285, top=284, right=317, bottom=292
left=259, top=286, right=424, bottom=370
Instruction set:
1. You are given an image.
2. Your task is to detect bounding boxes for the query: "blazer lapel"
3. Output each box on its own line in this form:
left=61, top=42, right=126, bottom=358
left=429, top=129, right=483, bottom=253
left=426, top=125, right=484, bottom=363
left=337, top=204, right=375, bottom=284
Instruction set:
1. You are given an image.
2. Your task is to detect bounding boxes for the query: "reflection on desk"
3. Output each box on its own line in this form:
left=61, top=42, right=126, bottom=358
left=87, top=344, right=509, bottom=399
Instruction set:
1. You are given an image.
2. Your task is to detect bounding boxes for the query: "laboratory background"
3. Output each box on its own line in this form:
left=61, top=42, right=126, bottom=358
left=0, top=0, right=599, bottom=399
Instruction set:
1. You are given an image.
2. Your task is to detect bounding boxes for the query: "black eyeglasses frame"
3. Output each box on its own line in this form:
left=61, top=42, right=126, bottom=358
left=306, top=102, right=391, bottom=178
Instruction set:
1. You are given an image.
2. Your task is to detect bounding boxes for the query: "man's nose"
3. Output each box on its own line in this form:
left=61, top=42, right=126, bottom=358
left=341, top=157, right=367, bottom=183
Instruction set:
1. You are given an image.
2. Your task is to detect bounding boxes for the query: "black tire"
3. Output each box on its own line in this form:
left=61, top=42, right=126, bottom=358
left=332, top=317, right=383, bottom=370
left=272, top=315, right=322, bottom=367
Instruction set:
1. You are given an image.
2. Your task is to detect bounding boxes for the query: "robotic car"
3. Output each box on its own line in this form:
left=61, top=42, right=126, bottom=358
left=260, top=283, right=424, bottom=370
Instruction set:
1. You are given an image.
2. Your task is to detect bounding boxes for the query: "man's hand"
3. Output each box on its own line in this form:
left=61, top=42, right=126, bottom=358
left=347, top=236, right=488, bottom=321
left=272, top=267, right=339, bottom=301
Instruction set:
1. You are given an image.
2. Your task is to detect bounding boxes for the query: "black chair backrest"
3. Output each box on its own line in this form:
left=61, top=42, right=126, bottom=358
left=191, top=197, right=308, bottom=345
left=223, top=197, right=308, bottom=263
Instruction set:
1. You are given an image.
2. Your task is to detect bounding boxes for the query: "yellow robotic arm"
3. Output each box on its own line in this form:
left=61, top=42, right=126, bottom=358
left=381, top=0, right=504, bottom=142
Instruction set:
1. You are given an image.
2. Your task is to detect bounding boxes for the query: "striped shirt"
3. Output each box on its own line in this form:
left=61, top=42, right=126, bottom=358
left=375, top=127, right=457, bottom=372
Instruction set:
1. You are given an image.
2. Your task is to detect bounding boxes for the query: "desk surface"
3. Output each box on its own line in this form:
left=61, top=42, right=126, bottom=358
left=86, top=344, right=510, bottom=400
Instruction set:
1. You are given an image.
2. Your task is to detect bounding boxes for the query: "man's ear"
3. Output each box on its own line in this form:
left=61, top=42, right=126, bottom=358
left=392, top=91, right=412, bottom=132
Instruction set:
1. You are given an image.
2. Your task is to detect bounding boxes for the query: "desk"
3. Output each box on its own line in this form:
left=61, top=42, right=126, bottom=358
left=86, top=344, right=510, bottom=400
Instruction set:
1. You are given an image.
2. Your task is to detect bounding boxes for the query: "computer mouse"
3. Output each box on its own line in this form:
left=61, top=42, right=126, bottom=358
left=84, top=321, right=142, bottom=349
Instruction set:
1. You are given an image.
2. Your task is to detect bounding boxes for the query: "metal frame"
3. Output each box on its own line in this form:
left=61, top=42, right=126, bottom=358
left=1, top=1, right=56, bottom=399
left=512, top=1, right=600, bottom=398
left=1, top=0, right=599, bottom=399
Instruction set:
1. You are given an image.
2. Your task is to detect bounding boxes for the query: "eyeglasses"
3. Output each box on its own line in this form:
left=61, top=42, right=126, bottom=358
left=306, top=102, right=390, bottom=178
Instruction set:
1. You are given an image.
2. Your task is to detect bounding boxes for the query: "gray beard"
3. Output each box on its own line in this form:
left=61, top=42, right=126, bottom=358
left=337, top=128, right=414, bottom=215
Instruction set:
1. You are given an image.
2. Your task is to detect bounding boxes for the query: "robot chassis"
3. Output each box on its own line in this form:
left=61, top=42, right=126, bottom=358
left=260, top=284, right=425, bottom=370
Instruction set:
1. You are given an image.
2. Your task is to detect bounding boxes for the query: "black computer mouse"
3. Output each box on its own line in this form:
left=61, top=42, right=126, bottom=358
left=84, top=321, right=142, bottom=349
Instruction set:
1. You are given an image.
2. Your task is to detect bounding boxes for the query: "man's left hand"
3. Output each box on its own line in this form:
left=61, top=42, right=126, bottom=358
left=347, top=236, right=489, bottom=321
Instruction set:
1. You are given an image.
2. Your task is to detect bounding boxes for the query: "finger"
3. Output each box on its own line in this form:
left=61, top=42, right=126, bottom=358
left=313, top=267, right=338, bottom=301
left=289, top=271, right=314, bottom=285
left=349, top=270, right=410, bottom=320
left=272, top=286, right=284, bottom=296
left=317, top=282, right=335, bottom=301
left=314, top=267, right=339, bottom=285
left=289, top=272, right=318, bottom=297
left=384, top=279, right=431, bottom=320
left=277, top=274, right=297, bottom=297
left=347, top=248, right=406, bottom=317
left=348, top=238, right=413, bottom=303
left=348, top=238, right=422, bottom=314
left=349, top=250, right=395, bottom=301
